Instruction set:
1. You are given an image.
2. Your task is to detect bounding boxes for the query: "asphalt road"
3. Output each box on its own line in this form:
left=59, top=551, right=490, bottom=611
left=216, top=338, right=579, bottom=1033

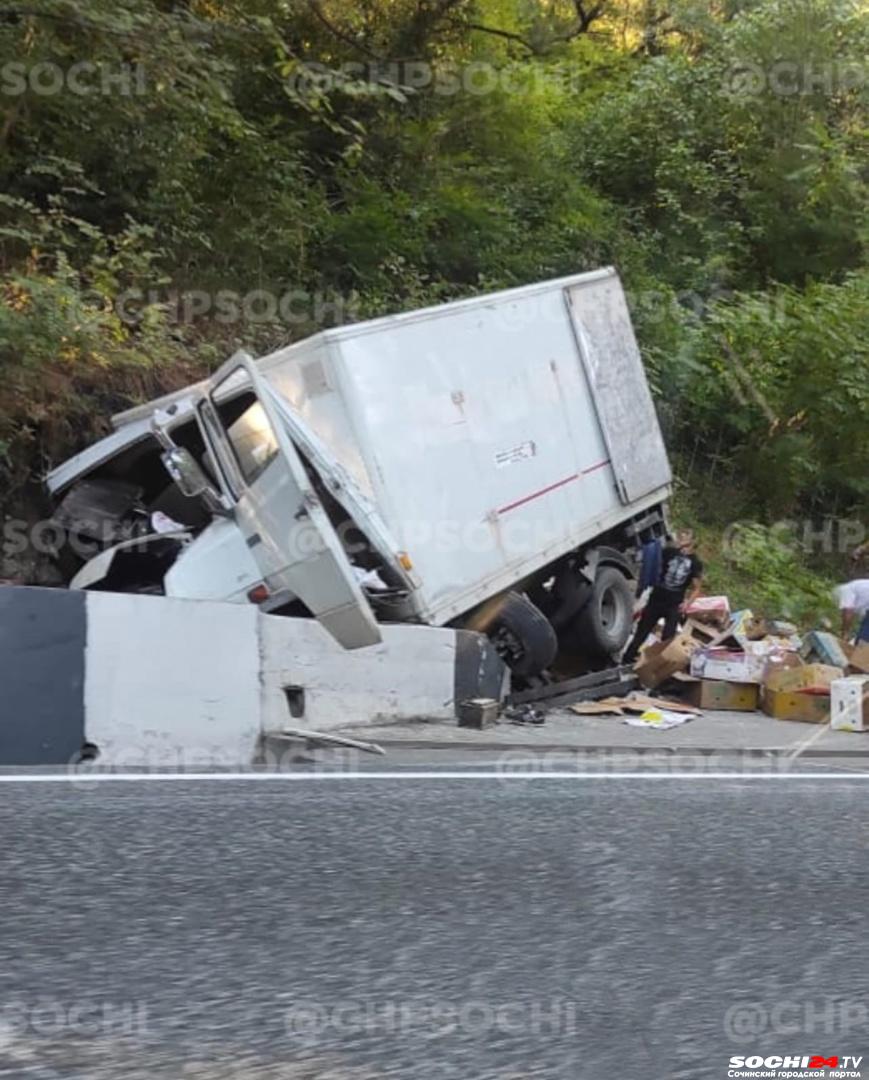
left=2, top=776, right=869, bottom=1079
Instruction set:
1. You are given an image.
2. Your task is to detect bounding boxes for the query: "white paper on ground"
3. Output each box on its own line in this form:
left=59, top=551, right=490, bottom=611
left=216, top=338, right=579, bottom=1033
left=624, top=708, right=694, bottom=730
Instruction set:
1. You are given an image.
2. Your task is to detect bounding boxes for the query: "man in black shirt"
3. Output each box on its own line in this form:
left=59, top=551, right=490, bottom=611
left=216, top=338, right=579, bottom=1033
left=622, top=529, right=704, bottom=665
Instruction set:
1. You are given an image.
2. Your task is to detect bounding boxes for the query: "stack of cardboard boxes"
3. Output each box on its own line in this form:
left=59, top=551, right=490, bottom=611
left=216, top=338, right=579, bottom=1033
left=683, top=649, right=763, bottom=711
left=634, top=601, right=869, bottom=729
left=635, top=601, right=782, bottom=709
left=764, top=633, right=869, bottom=728
left=761, top=655, right=841, bottom=723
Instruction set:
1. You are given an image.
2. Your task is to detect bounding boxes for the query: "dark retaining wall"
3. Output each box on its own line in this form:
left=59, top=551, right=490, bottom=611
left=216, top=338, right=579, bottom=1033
left=0, top=587, right=86, bottom=765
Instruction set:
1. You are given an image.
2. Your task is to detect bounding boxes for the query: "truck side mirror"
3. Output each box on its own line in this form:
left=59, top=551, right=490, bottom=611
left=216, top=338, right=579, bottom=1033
left=161, top=447, right=211, bottom=498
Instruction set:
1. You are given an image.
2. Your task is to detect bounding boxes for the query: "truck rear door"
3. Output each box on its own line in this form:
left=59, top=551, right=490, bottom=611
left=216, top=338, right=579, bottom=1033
left=197, top=352, right=381, bottom=650
left=565, top=273, right=672, bottom=504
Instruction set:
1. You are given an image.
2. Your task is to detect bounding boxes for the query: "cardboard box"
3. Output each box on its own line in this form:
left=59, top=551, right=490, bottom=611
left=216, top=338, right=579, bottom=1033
left=684, top=678, right=759, bottom=711
left=762, top=662, right=844, bottom=695
left=800, top=630, right=850, bottom=669
left=707, top=627, right=744, bottom=650
left=691, top=638, right=797, bottom=685
left=686, top=643, right=768, bottom=686
left=745, top=639, right=799, bottom=675
left=684, top=618, right=719, bottom=645
left=691, top=649, right=751, bottom=683
left=742, top=616, right=768, bottom=640
left=830, top=676, right=869, bottom=732
left=761, top=689, right=831, bottom=724
left=761, top=649, right=803, bottom=684
left=683, top=595, right=731, bottom=628
left=848, top=642, right=869, bottom=674
left=730, top=610, right=765, bottom=641
left=635, top=632, right=700, bottom=689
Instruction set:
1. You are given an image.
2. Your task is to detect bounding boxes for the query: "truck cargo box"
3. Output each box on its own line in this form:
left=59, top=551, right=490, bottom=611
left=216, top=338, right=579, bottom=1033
left=253, top=267, right=672, bottom=626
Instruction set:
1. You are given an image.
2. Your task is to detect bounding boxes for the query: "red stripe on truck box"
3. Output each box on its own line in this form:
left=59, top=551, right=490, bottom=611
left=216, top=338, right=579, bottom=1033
left=496, top=459, right=610, bottom=515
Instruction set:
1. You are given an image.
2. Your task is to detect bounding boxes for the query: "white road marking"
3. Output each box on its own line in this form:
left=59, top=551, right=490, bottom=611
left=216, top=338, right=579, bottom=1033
left=0, top=771, right=866, bottom=782
left=785, top=721, right=832, bottom=760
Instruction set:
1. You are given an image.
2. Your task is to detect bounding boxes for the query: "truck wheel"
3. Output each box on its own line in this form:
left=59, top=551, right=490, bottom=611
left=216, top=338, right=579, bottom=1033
left=487, top=592, right=558, bottom=678
left=571, top=566, right=634, bottom=659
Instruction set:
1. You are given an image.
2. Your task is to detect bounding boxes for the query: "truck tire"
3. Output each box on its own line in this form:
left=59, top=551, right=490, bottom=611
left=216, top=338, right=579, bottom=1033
left=571, top=566, right=634, bottom=659
left=548, top=561, right=593, bottom=631
left=487, top=591, right=558, bottom=678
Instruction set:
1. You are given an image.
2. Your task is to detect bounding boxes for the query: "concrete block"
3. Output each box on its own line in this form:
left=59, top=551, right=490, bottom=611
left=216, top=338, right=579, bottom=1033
left=85, top=592, right=261, bottom=767
left=258, top=614, right=458, bottom=732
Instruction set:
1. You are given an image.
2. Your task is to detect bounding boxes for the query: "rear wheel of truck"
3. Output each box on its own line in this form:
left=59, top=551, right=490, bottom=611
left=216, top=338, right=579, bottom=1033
left=571, top=566, right=634, bottom=659
left=487, top=591, right=558, bottom=678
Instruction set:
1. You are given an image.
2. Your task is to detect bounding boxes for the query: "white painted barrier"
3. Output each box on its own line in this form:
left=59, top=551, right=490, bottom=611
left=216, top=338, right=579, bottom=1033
left=0, top=586, right=504, bottom=766
left=259, top=614, right=458, bottom=734
left=85, top=592, right=261, bottom=768
left=0, top=587, right=498, bottom=766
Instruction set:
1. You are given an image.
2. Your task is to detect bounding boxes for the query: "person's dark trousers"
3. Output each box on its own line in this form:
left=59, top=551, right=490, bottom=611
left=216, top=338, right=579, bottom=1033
left=622, top=587, right=683, bottom=664
left=858, top=611, right=869, bottom=644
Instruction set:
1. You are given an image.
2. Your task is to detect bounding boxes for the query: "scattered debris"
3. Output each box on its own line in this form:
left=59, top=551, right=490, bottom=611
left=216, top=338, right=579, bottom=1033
left=568, top=700, right=633, bottom=716
left=569, top=692, right=700, bottom=717
left=266, top=728, right=386, bottom=755
left=624, top=709, right=694, bottom=730
left=494, top=593, right=861, bottom=730
left=625, top=595, right=865, bottom=729
left=504, top=704, right=545, bottom=726
left=507, top=665, right=637, bottom=710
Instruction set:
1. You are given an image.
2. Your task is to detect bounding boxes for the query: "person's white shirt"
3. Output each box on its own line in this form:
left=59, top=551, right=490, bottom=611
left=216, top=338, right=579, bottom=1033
left=837, top=579, right=869, bottom=615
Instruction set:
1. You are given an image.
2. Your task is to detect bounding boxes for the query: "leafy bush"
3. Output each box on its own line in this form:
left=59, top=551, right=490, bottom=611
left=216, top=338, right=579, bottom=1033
left=0, top=0, right=865, bottom=564
left=705, top=522, right=839, bottom=628
left=0, top=194, right=206, bottom=494
left=662, top=272, right=869, bottom=515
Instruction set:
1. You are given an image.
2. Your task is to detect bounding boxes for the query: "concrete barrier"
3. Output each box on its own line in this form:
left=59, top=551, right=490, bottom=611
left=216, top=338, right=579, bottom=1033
left=85, top=591, right=261, bottom=769
left=259, top=614, right=459, bottom=732
left=0, top=586, right=506, bottom=766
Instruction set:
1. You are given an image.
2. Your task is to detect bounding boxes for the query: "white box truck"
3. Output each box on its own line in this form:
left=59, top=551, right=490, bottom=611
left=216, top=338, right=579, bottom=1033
left=47, top=267, right=672, bottom=676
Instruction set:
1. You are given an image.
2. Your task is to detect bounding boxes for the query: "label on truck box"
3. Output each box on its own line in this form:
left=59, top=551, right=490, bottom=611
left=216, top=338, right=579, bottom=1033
left=494, top=440, right=536, bottom=468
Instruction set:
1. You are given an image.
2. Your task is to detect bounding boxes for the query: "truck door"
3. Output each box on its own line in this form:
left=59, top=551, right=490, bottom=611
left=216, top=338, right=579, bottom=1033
left=565, top=274, right=672, bottom=504
left=197, top=352, right=381, bottom=650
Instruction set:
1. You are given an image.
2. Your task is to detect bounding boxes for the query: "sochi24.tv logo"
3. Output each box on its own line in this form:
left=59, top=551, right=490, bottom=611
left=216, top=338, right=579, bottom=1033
left=729, top=1055, right=863, bottom=1073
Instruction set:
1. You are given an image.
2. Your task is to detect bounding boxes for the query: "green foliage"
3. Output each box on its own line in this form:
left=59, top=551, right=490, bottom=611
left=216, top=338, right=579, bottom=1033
left=668, top=484, right=842, bottom=627
left=0, top=0, right=865, bottom=566
left=664, top=271, right=869, bottom=514
left=569, top=0, right=867, bottom=290
left=0, top=194, right=204, bottom=492
left=698, top=521, right=839, bottom=627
